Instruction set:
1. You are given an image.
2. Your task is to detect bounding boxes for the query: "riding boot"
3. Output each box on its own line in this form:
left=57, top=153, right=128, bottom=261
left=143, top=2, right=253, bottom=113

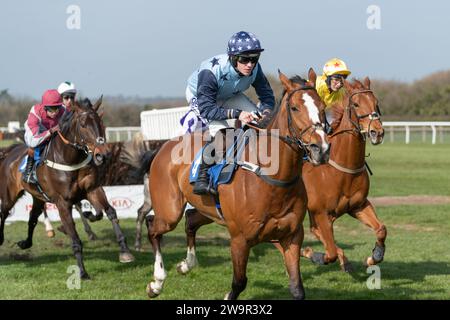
left=193, top=141, right=215, bottom=195
left=22, top=155, right=37, bottom=184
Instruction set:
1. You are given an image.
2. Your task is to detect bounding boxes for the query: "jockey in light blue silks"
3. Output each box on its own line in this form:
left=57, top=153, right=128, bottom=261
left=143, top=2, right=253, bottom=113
left=180, top=31, right=275, bottom=195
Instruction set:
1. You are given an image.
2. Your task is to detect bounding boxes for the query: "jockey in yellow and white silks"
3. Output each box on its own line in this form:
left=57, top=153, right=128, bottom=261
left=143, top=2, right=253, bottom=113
left=315, top=58, right=351, bottom=129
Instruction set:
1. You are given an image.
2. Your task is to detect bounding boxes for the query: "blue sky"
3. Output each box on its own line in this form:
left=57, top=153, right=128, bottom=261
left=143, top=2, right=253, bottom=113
left=0, top=0, right=449, bottom=99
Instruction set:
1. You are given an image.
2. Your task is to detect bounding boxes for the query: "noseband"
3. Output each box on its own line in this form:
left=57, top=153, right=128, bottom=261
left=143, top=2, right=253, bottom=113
left=330, top=89, right=382, bottom=141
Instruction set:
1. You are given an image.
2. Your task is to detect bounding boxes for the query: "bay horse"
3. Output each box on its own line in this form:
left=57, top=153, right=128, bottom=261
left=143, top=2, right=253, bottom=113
left=0, top=98, right=133, bottom=279
left=175, top=77, right=387, bottom=276
left=43, top=138, right=166, bottom=244
left=145, top=70, right=329, bottom=300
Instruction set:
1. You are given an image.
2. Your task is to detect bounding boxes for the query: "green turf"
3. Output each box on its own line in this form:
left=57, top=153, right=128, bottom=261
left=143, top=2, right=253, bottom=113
left=366, top=143, right=450, bottom=196
left=1, top=204, right=449, bottom=300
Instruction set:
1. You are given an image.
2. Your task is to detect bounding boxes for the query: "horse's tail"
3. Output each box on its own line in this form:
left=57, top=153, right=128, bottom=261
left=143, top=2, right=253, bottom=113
left=129, top=149, right=159, bottom=182
left=120, top=133, right=167, bottom=169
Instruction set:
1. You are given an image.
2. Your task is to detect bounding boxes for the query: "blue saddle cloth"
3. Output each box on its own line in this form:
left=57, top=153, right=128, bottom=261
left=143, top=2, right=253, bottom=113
left=18, top=146, right=43, bottom=173
left=189, top=129, right=250, bottom=193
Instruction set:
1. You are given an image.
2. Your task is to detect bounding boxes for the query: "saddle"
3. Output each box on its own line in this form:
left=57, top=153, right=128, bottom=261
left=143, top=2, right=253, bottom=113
left=189, top=128, right=253, bottom=195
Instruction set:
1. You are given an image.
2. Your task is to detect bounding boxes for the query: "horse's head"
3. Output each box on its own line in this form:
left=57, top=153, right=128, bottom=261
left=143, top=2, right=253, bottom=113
left=343, top=78, right=384, bottom=145
left=70, top=96, right=108, bottom=165
left=277, top=69, right=329, bottom=165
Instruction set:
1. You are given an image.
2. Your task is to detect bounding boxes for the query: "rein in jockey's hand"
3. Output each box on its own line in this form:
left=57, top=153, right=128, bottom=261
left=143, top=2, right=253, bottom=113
left=239, top=111, right=258, bottom=124
left=50, top=125, right=60, bottom=134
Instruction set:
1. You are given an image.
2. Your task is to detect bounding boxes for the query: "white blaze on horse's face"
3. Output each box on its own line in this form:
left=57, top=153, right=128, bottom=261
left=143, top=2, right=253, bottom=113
left=302, top=93, right=327, bottom=149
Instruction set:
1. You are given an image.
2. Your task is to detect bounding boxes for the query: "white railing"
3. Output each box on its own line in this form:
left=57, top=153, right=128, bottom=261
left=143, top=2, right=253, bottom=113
left=383, top=122, right=450, bottom=144
left=105, top=126, right=141, bottom=142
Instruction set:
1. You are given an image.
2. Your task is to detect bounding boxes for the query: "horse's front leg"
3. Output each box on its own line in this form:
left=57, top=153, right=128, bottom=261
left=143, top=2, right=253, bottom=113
left=17, top=198, right=45, bottom=249
left=86, top=187, right=134, bottom=263
left=350, top=200, right=387, bottom=266
left=176, top=208, right=212, bottom=275
left=57, top=200, right=90, bottom=279
left=225, top=235, right=250, bottom=300
left=279, top=228, right=306, bottom=300
left=301, top=211, right=347, bottom=269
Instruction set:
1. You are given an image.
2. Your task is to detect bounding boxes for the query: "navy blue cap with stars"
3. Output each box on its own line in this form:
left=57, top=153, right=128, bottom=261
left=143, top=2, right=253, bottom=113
left=227, top=31, right=264, bottom=56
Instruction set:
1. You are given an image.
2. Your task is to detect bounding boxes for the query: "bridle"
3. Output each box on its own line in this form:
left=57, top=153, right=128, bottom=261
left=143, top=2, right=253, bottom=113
left=57, top=111, right=105, bottom=155
left=282, top=86, right=326, bottom=159
left=329, top=89, right=382, bottom=141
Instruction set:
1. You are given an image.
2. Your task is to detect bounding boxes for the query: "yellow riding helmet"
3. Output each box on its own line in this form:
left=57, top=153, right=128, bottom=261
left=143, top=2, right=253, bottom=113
left=323, top=58, right=351, bottom=77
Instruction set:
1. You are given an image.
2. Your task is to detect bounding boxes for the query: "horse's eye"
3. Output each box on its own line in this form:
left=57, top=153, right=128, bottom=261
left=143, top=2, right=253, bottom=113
left=353, top=103, right=359, bottom=107
left=291, top=107, right=299, bottom=111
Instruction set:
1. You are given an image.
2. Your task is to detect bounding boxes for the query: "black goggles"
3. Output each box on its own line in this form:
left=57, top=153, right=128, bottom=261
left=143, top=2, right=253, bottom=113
left=237, top=55, right=260, bottom=65
left=45, top=105, right=62, bottom=112
left=62, top=95, right=75, bottom=100
left=330, top=74, right=348, bottom=81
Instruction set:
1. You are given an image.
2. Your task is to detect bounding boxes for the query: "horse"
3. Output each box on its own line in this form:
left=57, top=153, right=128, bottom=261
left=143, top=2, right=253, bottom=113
left=0, top=98, right=133, bottom=279
left=173, top=77, right=387, bottom=276
left=42, top=137, right=166, bottom=244
left=145, top=69, right=329, bottom=300
left=299, top=77, right=386, bottom=271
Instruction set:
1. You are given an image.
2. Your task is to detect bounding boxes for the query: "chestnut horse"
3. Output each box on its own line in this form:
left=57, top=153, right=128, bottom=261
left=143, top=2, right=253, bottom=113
left=300, top=77, right=386, bottom=271
left=175, top=77, right=387, bottom=276
left=0, top=98, right=133, bottom=279
left=145, top=70, right=329, bottom=300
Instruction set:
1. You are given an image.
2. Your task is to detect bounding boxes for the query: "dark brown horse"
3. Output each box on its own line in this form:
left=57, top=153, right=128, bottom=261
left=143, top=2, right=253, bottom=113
left=44, top=137, right=166, bottom=244
left=175, top=77, right=387, bottom=275
left=145, top=70, right=329, bottom=300
left=0, top=98, right=133, bottom=279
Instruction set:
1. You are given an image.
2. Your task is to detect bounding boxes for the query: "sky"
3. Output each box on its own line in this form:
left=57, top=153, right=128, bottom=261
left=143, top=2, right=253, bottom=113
left=0, top=0, right=449, bottom=99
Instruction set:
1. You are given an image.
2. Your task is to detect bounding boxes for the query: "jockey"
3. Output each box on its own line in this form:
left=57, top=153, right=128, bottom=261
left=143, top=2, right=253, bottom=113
left=183, top=31, right=275, bottom=195
left=23, top=89, right=65, bottom=184
left=316, top=58, right=351, bottom=130
left=57, top=81, right=76, bottom=111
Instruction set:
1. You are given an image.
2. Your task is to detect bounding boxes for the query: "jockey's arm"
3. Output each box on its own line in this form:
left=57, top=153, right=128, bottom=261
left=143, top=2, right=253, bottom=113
left=196, top=70, right=241, bottom=121
left=26, top=111, right=51, bottom=147
left=252, top=64, right=275, bottom=114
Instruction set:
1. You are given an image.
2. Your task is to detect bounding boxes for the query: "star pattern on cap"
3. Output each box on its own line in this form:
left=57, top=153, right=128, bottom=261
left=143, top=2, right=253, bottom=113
left=228, top=32, right=261, bottom=54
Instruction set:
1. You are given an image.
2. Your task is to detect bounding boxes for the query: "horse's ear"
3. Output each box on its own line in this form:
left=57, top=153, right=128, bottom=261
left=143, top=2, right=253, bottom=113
left=93, top=95, right=103, bottom=113
left=308, top=68, right=317, bottom=87
left=363, top=77, right=371, bottom=89
left=278, top=69, right=294, bottom=91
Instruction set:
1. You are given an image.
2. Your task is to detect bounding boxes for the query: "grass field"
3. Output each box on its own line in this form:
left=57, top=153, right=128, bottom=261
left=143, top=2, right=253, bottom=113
left=0, top=142, right=449, bottom=300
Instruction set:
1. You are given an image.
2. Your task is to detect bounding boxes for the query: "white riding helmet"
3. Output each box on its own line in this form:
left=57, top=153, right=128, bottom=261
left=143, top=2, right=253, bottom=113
left=57, top=81, right=77, bottom=95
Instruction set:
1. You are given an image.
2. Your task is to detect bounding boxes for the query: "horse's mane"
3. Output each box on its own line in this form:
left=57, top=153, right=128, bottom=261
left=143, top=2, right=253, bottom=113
left=59, top=98, right=93, bottom=132
left=259, top=75, right=308, bottom=128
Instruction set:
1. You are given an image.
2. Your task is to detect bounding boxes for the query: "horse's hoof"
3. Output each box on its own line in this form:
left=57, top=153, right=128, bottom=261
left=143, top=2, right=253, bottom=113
left=146, top=283, right=160, bottom=299
left=81, top=272, right=91, bottom=280
left=341, top=261, right=354, bottom=273
left=176, top=261, right=189, bottom=275
left=364, top=256, right=375, bottom=267
left=119, top=252, right=135, bottom=263
left=17, top=240, right=32, bottom=250
left=46, top=230, right=55, bottom=238
left=224, top=292, right=232, bottom=300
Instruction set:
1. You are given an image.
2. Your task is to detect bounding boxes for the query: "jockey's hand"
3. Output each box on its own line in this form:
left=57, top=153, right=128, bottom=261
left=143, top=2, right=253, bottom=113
left=259, top=109, right=272, bottom=123
left=50, top=125, right=60, bottom=134
left=238, top=111, right=258, bottom=124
